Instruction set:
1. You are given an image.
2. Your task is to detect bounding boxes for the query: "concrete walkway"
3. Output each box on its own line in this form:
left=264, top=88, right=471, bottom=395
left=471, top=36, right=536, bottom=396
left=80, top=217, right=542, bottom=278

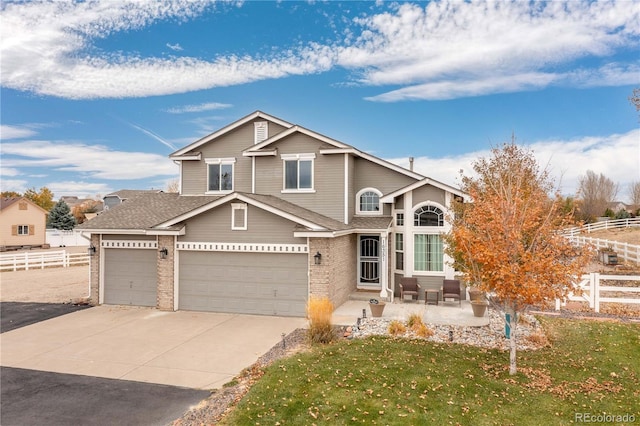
left=0, top=305, right=306, bottom=389
left=332, top=299, right=490, bottom=327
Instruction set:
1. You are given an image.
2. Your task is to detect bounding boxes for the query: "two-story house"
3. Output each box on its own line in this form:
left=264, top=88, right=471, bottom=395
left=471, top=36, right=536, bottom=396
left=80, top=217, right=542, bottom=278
left=79, top=111, right=466, bottom=317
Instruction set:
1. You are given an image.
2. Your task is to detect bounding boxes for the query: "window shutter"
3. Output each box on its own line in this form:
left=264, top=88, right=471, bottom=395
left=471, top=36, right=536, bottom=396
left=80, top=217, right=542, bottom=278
left=254, top=121, right=268, bottom=144
left=12, top=225, right=18, bottom=236
left=29, top=225, right=35, bottom=236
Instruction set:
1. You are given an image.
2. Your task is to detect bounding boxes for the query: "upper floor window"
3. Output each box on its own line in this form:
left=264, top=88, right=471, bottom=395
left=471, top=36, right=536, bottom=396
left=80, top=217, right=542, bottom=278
left=414, top=205, right=444, bottom=227
left=282, top=153, right=315, bottom=192
left=356, top=188, right=382, bottom=215
left=206, top=158, right=235, bottom=193
left=396, top=212, right=404, bottom=226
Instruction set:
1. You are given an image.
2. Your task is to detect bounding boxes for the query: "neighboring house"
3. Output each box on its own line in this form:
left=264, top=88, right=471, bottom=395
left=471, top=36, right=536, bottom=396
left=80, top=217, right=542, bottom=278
left=79, top=111, right=466, bottom=317
left=103, top=189, right=163, bottom=211
left=0, top=197, right=48, bottom=250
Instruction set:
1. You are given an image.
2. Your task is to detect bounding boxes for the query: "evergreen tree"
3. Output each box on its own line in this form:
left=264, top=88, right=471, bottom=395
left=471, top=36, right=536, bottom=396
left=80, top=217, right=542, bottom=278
left=48, top=200, right=77, bottom=230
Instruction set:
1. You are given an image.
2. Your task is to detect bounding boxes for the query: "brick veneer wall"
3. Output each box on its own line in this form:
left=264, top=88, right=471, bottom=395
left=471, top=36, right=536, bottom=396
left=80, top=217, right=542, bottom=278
left=89, top=234, right=100, bottom=305
left=156, top=235, right=175, bottom=311
left=309, top=234, right=356, bottom=307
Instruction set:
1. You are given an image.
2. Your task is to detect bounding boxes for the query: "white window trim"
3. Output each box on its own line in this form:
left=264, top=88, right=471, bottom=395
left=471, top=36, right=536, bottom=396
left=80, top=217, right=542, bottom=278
left=411, top=201, right=448, bottom=276
left=231, top=203, right=247, bottom=231
left=17, top=225, right=29, bottom=235
left=413, top=201, right=447, bottom=229
left=355, top=188, right=383, bottom=216
left=395, top=210, right=405, bottom=227
left=281, top=153, right=315, bottom=193
left=205, top=157, right=236, bottom=195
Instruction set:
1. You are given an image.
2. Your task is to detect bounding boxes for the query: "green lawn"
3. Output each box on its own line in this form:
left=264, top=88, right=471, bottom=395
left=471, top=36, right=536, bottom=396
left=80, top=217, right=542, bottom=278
left=222, top=317, right=640, bottom=425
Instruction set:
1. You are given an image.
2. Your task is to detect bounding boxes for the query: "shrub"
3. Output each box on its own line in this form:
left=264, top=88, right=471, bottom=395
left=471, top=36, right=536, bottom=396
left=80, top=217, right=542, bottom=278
left=388, top=320, right=406, bottom=336
left=406, top=313, right=422, bottom=328
left=306, top=297, right=335, bottom=344
left=413, top=322, right=434, bottom=338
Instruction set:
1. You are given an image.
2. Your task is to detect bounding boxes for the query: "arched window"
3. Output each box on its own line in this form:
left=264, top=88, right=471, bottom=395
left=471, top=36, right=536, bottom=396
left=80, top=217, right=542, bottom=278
left=414, top=205, right=443, bottom=226
left=356, top=188, right=382, bottom=215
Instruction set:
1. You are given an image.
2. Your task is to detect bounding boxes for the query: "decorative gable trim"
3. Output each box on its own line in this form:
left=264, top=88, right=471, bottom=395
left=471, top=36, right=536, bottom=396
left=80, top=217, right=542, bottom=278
left=170, top=111, right=293, bottom=158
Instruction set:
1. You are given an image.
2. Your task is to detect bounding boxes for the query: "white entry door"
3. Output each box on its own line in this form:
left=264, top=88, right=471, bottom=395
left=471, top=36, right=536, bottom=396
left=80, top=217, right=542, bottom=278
left=358, top=235, right=380, bottom=288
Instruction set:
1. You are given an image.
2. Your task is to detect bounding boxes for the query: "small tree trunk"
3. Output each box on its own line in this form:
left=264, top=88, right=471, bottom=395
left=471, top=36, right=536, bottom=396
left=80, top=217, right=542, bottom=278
left=508, top=308, right=517, bottom=375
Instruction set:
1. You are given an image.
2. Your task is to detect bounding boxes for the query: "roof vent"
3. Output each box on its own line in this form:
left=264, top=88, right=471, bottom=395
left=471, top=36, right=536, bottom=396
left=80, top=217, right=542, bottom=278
left=254, top=121, right=268, bottom=144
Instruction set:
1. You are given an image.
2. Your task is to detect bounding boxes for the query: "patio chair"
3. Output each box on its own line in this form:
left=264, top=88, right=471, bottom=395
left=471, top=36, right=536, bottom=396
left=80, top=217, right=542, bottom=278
left=399, top=277, right=421, bottom=303
left=441, top=279, right=461, bottom=306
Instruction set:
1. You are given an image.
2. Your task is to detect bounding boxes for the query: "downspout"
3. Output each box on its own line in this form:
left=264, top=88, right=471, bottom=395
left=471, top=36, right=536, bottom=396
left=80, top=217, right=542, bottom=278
left=80, top=232, right=92, bottom=299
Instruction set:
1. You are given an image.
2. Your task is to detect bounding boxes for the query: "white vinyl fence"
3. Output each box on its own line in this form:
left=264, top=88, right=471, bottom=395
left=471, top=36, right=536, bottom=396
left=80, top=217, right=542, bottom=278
left=566, top=235, right=640, bottom=265
left=0, top=250, right=89, bottom=272
left=46, top=229, right=90, bottom=247
left=557, top=273, right=640, bottom=313
left=563, top=217, right=640, bottom=236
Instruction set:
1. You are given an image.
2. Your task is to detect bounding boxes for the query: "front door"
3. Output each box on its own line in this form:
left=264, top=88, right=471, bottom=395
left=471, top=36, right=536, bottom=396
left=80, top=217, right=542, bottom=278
left=358, top=235, right=380, bottom=288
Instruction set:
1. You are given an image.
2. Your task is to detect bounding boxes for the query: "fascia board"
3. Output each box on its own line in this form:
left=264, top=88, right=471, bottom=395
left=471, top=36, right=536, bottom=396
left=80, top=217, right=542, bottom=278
left=169, top=153, right=201, bottom=161
left=170, top=111, right=293, bottom=157
left=381, top=178, right=467, bottom=202
left=156, top=194, right=238, bottom=228
left=242, top=150, right=277, bottom=157
left=245, top=125, right=351, bottom=154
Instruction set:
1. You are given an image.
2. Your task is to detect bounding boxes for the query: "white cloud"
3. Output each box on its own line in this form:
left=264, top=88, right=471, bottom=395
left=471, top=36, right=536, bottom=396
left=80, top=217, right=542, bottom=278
left=387, top=129, right=640, bottom=203
left=47, top=181, right=114, bottom=199
left=165, top=102, right=232, bottom=114
left=1, top=140, right=177, bottom=180
left=1, top=0, right=636, bottom=100
left=0, top=125, right=38, bottom=140
left=0, top=167, right=21, bottom=177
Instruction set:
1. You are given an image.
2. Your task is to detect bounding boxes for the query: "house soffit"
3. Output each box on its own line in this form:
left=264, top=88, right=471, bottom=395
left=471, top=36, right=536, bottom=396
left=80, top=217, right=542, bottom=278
left=380, top=178, right=467, bottom=203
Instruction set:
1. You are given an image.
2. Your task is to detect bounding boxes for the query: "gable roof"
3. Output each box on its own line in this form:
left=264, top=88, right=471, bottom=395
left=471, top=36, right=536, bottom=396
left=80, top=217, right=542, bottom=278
left=78, top=193, right=217, bottom=232
left=104, top=189, right=163, bottom=201
left=380, top=177, right=467, bottom=203
left=243, top=124, right=425, bottom=181
left=170, top=111, right=294, bottom=158
left=0, top=197, right=49, bottom=214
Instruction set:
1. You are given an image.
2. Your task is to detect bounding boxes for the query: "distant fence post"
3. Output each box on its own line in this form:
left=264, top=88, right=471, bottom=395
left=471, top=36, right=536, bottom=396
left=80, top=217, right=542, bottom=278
left=593, top=273, right=601, bottom=313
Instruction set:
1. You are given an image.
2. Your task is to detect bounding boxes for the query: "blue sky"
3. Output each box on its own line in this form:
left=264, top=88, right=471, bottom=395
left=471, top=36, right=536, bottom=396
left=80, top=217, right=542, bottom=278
left=1, top=0, right=639, bottom=202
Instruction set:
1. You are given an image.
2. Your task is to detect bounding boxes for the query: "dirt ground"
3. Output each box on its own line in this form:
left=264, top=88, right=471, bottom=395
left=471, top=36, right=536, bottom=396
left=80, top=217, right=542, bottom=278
left=586, top=227, right=640, bottom=245
left=0, top=266, right=89, bottom=303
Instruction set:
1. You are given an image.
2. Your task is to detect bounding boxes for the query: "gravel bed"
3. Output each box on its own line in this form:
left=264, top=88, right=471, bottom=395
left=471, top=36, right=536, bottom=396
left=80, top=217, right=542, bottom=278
left=350, top=307, right=546, bottom=351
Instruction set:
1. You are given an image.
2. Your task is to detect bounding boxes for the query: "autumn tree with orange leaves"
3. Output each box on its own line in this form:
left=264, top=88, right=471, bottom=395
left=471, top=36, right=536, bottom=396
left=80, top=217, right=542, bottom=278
left=445, top=143, right=592, bottom=375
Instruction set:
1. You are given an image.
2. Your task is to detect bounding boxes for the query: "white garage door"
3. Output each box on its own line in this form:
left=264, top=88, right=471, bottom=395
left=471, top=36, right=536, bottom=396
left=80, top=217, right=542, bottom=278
left=179, top=252, right=308, bottom=317
left=104, top=249, right=157, bottom=307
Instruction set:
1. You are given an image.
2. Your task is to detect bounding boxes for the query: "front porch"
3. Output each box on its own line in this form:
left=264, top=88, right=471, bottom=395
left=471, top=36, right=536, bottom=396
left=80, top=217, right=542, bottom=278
left=332, top=298, right=490, bottom=327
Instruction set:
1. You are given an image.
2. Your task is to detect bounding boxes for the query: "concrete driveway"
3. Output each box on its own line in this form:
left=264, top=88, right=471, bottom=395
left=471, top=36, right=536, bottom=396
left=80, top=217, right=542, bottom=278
left=0, top=305, right=306, bottom=389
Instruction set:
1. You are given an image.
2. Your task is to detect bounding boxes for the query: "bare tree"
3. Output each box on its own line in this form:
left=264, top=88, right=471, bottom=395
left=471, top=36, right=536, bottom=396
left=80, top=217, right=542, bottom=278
left=166, top=178, right=180, bottom=193
left=577, top=171, right=619, bottom=221
left=630, top=181, right=640, bottom=206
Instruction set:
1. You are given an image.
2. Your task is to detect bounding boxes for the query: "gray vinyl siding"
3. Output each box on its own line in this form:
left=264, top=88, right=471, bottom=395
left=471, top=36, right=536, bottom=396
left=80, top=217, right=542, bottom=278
left=254, top=133, right=345, bottom=222
left=179, top=202, right=305, bottom=244
left=181, top=119, right=289, bottom=195
left=353, top=158, right=416, bottom=217
left=395, top=194, right=404, bottom=210
left=411, top=184, right=446, bottom=208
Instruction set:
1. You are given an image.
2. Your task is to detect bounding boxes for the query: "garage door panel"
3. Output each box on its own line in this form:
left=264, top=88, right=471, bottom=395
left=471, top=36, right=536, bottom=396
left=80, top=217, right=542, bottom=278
left=179, top=252, right=307, bottom=317
left=104, top=249, right=157, bottom=307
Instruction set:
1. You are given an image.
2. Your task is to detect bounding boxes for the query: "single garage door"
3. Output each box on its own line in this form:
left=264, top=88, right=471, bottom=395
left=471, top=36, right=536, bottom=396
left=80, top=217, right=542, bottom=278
left=104, top=249, right=157, bottom=307
left=179, top=252, right=308, bottom=317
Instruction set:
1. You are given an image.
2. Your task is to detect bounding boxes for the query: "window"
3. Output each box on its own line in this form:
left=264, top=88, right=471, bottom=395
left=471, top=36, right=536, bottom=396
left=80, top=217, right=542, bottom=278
left=18, top=225, right=29, bottom=235
left=206, top=158, right=235, bottom=193
left=414, top=234, right=443, bottom=272
left=282, top=154, right=315, bottom=191
left=395, top=233, right=404, bottom=270
left=231, top=203, right=247, bottom=230
left=356, top=188, right=382, bottom=215
left=414, top=205, right=443, bottom=226
left=396, top=212, right=404, bottom=226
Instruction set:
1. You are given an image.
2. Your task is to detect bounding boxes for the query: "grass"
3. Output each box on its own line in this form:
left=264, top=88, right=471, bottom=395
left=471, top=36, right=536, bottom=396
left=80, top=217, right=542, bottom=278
left=221, top=317, right=640, bottom=425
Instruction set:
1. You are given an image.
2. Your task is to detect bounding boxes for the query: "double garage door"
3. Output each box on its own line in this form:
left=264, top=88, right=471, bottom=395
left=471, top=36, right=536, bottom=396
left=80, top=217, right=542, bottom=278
left=179, top=251, right=308, bottom=317
left=104, top=249, right=157, bottom=307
